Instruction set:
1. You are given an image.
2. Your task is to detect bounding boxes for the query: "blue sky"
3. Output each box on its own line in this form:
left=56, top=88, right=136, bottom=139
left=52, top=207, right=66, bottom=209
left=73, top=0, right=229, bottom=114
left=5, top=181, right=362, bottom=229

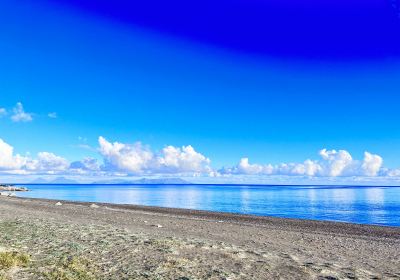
left=1, top=0, right=400, bottom=183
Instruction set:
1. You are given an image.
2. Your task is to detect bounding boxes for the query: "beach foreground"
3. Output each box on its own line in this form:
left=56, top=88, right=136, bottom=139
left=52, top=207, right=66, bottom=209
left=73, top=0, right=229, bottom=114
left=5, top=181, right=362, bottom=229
left=0, top=196, right=399, bottom=279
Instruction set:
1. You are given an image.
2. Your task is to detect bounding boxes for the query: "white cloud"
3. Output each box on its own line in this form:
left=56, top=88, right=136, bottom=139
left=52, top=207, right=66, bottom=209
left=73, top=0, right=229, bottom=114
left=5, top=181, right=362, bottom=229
left=223, top=149, right=384, bottom=177
left=0, top=108, right=7, bottom=117
left=98, top=137, right=156, bottom=174
left=360, top=152, right=383, bottom=176
left=207, top=171, right=222, bottom=177
left=316, top=149, right=359, bottom=176
left=48, top=112, right=57, bottom=118
left=236, top=158, right=263, bottom=175
left=0, top=139, right=27, bottom=170
left=0, top=136, right=394, bottom=180
left=98, top=137, right=211, bottom=174
left=26, top=151, right=30, bottom=156
left=161, top=145, right=211, bottom=173
left=25, top=152, right=69, bottom=171
left=11, top=103, right=33, bottom=122
left=380, top=168, right=400, bottom=177
left=219, top=166, right=233, bottom=174
left=81, top=157, right=100, bottom=171
left=0, top=138, right=70, bottom=175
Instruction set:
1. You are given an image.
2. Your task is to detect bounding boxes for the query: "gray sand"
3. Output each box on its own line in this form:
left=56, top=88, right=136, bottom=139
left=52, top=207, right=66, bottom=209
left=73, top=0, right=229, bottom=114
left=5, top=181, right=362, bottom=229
left=0, top=196, right=399, bottom=279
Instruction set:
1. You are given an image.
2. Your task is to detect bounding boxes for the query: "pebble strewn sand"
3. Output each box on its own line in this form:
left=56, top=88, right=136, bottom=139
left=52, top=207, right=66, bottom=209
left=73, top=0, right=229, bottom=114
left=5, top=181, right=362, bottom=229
left=0, top=196, right=399, bottom=279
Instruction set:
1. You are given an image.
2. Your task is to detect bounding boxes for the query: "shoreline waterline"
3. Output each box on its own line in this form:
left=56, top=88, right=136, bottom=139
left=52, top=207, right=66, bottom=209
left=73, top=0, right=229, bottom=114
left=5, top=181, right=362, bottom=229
left=10, top=183, right=400, bottom=227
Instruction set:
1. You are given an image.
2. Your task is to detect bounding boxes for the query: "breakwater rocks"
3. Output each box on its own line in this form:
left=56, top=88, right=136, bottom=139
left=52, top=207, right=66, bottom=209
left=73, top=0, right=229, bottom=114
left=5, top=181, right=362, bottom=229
left=0, top=185, right=30, bottom=191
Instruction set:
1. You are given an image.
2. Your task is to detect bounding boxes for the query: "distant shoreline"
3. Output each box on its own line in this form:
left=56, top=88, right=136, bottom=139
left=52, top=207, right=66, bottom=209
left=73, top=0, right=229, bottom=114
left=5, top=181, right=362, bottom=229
left=10, top=183, right=400, bottom=187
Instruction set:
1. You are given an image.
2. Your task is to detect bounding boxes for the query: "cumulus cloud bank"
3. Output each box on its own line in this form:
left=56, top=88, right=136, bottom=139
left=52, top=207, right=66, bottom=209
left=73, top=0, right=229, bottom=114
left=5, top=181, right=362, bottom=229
left=98, top=136, right=211, bottom=174
left=219, top=149, right=384, bottom=177
left=0, top=138, right=71, bottom=175
left=1, top=136, right=400, bottom=179
left=0, top=137, right=212, bottom=176
left=11, top=103, right=33, bottom=122
left=25, top=152, right=69, bottom=172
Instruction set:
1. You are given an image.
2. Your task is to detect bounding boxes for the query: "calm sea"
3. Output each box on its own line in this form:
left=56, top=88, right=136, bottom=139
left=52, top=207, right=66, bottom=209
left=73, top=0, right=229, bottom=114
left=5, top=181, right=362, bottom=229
left=11, top=184, right=400, bottom=227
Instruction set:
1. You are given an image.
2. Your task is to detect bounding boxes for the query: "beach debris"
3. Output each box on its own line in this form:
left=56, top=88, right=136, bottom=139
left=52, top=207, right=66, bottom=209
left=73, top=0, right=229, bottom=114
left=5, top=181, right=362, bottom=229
left=55, top=202, right=62, bottom=206
left=9, top=193, right=17, bottom=197
left=0, top=192, right=9, bottom=196
left=90, top=204, right=99, bottom=208
left=153, top=224, right=163, bottom=228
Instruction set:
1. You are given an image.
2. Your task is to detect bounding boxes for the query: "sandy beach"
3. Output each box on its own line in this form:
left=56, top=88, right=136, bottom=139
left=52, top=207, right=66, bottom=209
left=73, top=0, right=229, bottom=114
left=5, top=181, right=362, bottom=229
left=0, top=196, right=399, bottom=279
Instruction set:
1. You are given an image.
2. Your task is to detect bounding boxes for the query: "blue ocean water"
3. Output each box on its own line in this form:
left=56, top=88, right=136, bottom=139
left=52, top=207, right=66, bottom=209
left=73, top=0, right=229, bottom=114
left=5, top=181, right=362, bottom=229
left=11, top=184, right=400, bottom=227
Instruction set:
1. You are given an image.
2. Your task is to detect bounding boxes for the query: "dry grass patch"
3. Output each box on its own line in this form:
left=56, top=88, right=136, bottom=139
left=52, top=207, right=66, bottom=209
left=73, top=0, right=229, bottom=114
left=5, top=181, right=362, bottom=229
left=163, top=257, right=191, bottom=269
left=0, top=251, right=30, bottom=280
left=39, top=256, right=97, bottom=280
left=0, top=251, right=30, bottom=270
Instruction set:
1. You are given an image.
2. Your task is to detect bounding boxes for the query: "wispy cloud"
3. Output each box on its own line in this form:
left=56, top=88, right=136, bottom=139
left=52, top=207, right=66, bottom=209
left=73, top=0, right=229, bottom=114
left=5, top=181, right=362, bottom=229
left=70, top=144, right=96, bottom=151
left=0, top=108, right=7, bottom=117
left=48, top=112, right=57, bottom=118
left=11, top=103, right=33, bottom=122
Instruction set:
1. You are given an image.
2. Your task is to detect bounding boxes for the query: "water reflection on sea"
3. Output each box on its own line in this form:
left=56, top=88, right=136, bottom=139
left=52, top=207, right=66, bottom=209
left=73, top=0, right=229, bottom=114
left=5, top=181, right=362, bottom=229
left=13, top=184, right=400, bottom=227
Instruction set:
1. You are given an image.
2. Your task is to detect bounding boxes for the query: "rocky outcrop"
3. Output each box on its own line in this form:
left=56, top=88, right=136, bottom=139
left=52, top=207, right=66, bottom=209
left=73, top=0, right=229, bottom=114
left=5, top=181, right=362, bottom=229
left=0, top=185, right=30, bottom=191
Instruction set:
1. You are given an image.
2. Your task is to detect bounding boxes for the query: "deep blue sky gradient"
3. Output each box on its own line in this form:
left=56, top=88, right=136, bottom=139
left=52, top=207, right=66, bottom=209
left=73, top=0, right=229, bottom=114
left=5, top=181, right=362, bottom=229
left=1, top=0, right=400, bottom=171
left=39, top=0, right=400, bottom=60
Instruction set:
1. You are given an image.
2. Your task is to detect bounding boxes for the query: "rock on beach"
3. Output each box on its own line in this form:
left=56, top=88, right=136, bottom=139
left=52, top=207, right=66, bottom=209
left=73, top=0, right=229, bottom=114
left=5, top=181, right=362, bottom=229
left=0, top=185, right=30, bottom=191
left=0, top=192, right=18, bottom=197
